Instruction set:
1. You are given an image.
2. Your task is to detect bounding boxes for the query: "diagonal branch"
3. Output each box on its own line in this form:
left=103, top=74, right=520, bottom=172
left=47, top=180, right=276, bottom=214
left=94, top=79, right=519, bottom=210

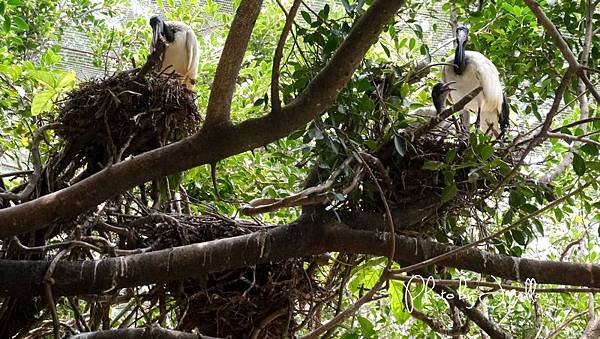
left=271, top=0, right=302, bottom=113
left=204, top=0, right=264, bottom=126
left=412, top=86, right=483, bottom=140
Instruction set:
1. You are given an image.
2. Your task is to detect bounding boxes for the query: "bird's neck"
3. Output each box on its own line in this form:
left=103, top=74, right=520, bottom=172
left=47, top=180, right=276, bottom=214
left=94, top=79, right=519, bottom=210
left=163, top=23, right=175, bottom=43
left=454, top=47, right=466, bottom=75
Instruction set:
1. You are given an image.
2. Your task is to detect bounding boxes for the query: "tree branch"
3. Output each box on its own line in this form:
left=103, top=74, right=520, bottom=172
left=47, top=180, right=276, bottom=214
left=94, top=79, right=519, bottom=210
left=271, top=0, right=301, bottom=113
left=204, top=0, right=264, bottom=126
left=390, top=179, right=594, bottom=275
left=3, top=215, right=600, bottom=298
left=412, top=86, right=483, bottom=140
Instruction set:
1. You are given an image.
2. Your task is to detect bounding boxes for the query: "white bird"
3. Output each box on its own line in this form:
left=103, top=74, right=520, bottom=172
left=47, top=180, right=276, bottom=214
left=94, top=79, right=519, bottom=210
left=149, top=16, right=199, bottom=90
left=441, top=25, right=509, bottom=137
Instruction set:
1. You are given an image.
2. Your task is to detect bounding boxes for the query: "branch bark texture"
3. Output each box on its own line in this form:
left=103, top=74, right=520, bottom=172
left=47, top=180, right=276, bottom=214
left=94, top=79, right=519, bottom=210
left=205, top=0, right=264, bottom=126
left=2, top=220, right=600, bottom=298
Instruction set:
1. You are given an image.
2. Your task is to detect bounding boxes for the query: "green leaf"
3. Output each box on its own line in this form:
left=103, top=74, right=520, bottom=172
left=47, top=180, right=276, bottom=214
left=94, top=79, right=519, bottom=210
left=300, top=11, right=311, bottom=24
left=554, top=208, right=563, bottom=222
left=7, top=0, right=20, bottom=5
left=12, top=16, right=28, bottom=30
left=572, top=152, right=586, bottom=176
left=31, top=90, right=57, bottom=116
left=580, top=144, right=598, bottom=156
left=533, top=218, right=544, bottom=235
left=3, top=16, right=10, bottom=32
left=349, top=266, right=381, bottom=294
left=319, top=4, right=330, bottom=20
left=512, top=229, right=527, bottom=245
left=357, top=316, right=375, bottom=338
left=509, top=191, right=526, bottom=208
left=502, top=209, right=514, bottom=225
left=446, top=149, right=457, bottom=162
left=389, top=280, right=410, bottom=324
left=56, top=71, right=76, bottom=89
left=393, top=135, right=405, bottom=157
left=42, top=48, right=62, bottom=66
left=156, top=0, right=164, bottom=8
left=29, top=70, right=57, bottom=87
left=520, top=204, right=538, bottom=214
left=441, top=182, right=457, bottom=204
left=422, top=160, right=445, bottom=171
left=479, top=144, right=494, bottom=161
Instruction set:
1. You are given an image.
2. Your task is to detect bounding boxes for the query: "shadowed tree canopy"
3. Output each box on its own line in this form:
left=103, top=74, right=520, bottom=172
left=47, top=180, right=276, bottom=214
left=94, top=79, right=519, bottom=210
left=0, top=0, right=599, bottom=337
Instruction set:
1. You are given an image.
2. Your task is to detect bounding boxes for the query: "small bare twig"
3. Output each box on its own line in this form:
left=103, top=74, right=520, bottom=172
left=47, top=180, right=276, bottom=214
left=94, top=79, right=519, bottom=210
left=546, top=132, right=600, bottom=148
left=135, top=38, right=166, bottom=82
left=241, top=156, right=360, bottom=215
left=271, top=0, right=301, bottom=113
left=44, top=249, right=70, bottom=339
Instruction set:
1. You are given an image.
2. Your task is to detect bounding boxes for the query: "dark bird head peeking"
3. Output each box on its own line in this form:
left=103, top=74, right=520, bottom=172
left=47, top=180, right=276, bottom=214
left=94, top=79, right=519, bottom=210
left=432, top=81, right=456, bottom=114
left=453, top=25, right=469, bottom=75
left=149, top=15, right=175, bottom=51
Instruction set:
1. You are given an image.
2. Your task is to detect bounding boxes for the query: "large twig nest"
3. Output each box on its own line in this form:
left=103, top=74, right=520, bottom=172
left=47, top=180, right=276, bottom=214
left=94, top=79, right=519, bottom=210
left=129, top=214, right=326, bottom=338
left=54, top=70, right=201, bottom=175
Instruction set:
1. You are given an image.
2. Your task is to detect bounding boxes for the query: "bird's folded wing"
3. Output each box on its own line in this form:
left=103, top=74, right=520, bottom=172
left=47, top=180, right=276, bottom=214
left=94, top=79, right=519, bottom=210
left=185, top=30, right=198, bottom=75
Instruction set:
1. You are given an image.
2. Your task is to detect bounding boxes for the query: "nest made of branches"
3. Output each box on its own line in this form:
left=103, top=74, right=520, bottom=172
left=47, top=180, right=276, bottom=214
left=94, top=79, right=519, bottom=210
left=126, top=213, right=328, bottom=338
left=51, top=70, right=201, bottom=182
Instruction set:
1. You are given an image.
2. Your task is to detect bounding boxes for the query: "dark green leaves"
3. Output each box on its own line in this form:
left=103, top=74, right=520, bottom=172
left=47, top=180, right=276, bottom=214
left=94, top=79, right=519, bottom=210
left=422, top=160, right=445, bottom=171
left=300, top=11, right=311, bottom=24
left=509, top=191, right=526, bottom=208
left=572, top=152, right=586, bottom=176
left=441, top=182, right=457, bottom=204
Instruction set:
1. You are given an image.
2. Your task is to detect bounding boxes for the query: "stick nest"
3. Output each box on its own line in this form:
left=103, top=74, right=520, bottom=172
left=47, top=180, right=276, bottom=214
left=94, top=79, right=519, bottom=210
left=54, top=70, right=201, bottom=173
left=129, top=214, right=327, bottom=338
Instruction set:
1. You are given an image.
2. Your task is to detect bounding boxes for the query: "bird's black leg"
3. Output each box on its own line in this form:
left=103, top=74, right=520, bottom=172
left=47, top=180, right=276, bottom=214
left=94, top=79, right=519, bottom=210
left=499, top=92, right=510, bottom=138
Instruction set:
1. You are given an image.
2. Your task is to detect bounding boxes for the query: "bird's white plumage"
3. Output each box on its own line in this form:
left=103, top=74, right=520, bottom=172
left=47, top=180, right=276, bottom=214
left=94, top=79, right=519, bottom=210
left=442, top=51, right=504, bottom=136
left=409, top=107, right=454, bottom=131
left=160, top=21, right=199, bottom=90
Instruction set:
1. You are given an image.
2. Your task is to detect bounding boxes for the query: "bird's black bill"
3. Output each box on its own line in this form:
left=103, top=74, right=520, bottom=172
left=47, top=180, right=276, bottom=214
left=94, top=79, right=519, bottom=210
left=149, top=16, right=163, bottom=52
left=454, top=26, right=469, bottom=74
left=441, top=81, right=456, bottom=94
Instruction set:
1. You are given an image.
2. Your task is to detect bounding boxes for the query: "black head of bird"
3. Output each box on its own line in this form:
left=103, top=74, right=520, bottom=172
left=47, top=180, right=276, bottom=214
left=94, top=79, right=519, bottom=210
left=432, top=81, right=456, bottom=114
left=454, top=25, right=469, bottom=75
left=149, top=15, right=175, bottom=51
